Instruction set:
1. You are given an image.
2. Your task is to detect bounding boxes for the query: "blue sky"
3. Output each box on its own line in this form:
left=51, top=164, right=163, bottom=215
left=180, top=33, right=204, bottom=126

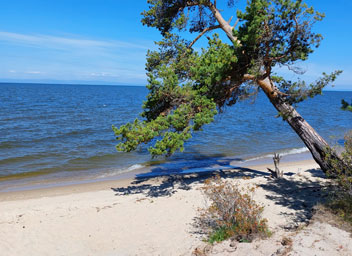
left=0, top=0, right=351, bottom=90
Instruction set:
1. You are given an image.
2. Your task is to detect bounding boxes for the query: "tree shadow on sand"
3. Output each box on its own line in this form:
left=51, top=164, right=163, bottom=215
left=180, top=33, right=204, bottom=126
left=111, top=156, right=269, bottom=197
left=259, top=168, right=330, bottom=226
left=111, top=161, right=330, bottom=226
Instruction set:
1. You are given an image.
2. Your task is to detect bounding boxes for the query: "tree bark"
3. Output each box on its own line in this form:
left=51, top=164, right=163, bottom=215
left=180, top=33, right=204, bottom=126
left=256, top=77, right=339, bottom=174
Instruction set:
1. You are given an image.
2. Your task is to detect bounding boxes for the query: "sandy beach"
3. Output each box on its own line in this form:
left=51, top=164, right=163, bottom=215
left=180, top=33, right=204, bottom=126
left=1, top=159, right=352, bottom=256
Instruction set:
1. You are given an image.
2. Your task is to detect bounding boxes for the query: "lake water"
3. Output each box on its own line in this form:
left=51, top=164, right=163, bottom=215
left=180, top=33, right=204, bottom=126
left=0, top=83, right=351, bottom=190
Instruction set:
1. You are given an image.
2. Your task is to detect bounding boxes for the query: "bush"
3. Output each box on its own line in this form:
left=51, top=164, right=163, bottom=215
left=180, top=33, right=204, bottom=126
left=341, top=99, right=352, bottom=112
left=326, top=131, right=352, bottom=223
left=327, top=131, right=352, bottom=193
left=197, top=175, right=270, bottom=243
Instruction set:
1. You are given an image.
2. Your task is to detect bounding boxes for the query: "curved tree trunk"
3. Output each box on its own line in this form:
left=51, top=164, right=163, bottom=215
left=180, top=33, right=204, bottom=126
left=257, top=78, right=339, bottom=174
left=204, top=0, right=343, bottom=174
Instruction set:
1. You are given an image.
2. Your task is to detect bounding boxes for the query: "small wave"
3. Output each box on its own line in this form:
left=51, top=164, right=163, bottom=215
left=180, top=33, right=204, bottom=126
left=279, top=147, right=309, bottom=156
left=97, top=164, right=145, bottom=178
left=68, top=152, right=119, bottom=164
left=0, top=141, right=20, bottom=149
left=125, top=164, right=144, bottom=171
left=0, top=152, right=54, bottom=165
left=243, top=147, right=309, bottom=162
left=38, top=128, right=96, bottom=143
left=0, top=168, right=55, bottom=181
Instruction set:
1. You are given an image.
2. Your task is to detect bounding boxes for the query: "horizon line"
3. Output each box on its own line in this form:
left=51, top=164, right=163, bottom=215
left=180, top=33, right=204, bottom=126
left=0, top=81, right=351, bottom=91
left=0, top=81, right=146, bottom=87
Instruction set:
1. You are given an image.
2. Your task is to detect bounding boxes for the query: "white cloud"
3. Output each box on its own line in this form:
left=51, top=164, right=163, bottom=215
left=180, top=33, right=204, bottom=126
left=0, top=30, right=153, bottom=85
left=0, top=31, right=149, bottom=51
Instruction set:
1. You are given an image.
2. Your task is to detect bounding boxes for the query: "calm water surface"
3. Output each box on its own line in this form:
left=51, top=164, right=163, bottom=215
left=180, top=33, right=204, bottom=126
left=0, top=83, right=351, bottom=188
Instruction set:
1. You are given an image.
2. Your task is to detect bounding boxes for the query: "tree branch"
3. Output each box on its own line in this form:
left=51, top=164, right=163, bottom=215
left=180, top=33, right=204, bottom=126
left=243, top=74, right=255, bottom=81
left=232, top=18, right=239, bottom=30
left=206, top=2, right=240, bottom=44
left=262, top=20, right=273, bottom=76
left=268, top=14, right=300, bottom=62
left=185, top=1, right=201, bottom=7
left=184, top=1, right=240, bottom=45
left=188, top=25, right=221, bottom=48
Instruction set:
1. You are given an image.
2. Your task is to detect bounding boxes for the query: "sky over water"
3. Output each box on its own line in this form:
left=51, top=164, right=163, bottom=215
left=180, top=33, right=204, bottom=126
left=0, top=0, right=351, bottom=89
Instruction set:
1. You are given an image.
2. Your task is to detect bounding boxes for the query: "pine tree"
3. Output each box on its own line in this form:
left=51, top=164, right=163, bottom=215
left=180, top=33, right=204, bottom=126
left=113, top=0, right=343, bottom=174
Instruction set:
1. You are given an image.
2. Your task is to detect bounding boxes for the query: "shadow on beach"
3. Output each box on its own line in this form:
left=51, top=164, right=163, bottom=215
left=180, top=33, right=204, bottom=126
left=111, top=155, right=268, bottom=197
left=111, top=156, right=329, bottom=224
left=111, top=166, right=269, bottom=197
left=260, top=168, right=328, bottom=225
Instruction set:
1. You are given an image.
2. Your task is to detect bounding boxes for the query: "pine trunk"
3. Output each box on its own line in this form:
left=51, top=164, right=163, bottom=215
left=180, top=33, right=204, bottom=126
left=257, top=78, right=339, bottom=174
left=269, top=96, right=333, bottom=173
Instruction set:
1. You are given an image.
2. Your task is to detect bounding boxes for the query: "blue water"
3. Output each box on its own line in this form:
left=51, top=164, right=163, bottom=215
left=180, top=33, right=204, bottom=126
left=0, top=83, right=351, bottom=188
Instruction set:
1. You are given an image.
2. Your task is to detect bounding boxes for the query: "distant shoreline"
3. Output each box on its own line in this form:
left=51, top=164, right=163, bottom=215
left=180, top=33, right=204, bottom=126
left=1, top=81, right=351, bottom=91
left=0, top=81, right=146, bottom=87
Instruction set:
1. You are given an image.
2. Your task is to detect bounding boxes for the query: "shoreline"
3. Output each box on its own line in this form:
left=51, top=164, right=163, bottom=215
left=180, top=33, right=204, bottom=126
left=0, top=148, right=312, bottom=194
left=0, top=156, right=314, bottom=202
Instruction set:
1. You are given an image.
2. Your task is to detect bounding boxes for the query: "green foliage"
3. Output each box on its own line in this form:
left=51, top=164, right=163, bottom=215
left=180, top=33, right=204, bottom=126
left=325, top=131, right=352, bottom=224
left=276, top=70, right=342, bottom=105
left=192, top=34, right=237, bottom=87
left=113, top=0, right=341, bottom=157
left=190, top=34, right=248, bottom=107
left=141, top=0, right=216, bottom=36
left=326, top=196, right=352, bottom=224
left=197, top=176, right=270, bottom=243
left=326, top=131, right=352, bottom=191
left=341, top=99, right=352, bottom=112
left=234, top=0, right=324, bottom=65
left=112, top=89, right=217, bottom=156
left=208, top=226, right=229, bottom=244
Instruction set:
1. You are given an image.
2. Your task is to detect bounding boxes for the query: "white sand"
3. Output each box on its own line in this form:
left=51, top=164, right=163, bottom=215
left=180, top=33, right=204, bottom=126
left=0, top=159, right=351, bottom=256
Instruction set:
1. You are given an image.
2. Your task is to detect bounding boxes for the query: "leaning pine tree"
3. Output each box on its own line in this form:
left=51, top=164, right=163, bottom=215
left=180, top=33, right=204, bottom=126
left=113, top=0, right=343, bottom=174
